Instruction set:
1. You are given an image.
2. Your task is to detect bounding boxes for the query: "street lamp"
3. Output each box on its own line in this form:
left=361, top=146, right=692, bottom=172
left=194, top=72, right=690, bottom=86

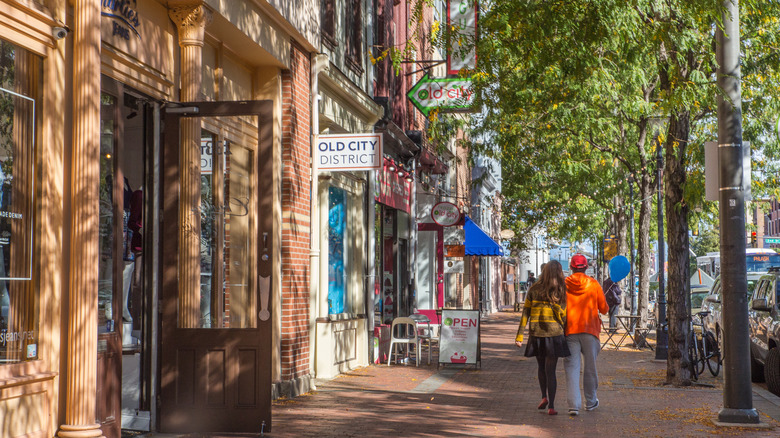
left=655, top=137, right=668, bottom=361
left=629, top=176, right=636, bottom=316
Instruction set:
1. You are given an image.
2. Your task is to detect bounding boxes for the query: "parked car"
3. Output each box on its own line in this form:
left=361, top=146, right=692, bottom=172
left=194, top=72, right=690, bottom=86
left=700, top=272, right=765, bottom=345
left=749, top=267, right=780, bottom=395
left=691, top=286, right=710, bottom=315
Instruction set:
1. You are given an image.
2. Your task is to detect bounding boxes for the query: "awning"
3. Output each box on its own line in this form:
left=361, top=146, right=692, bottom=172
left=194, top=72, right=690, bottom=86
left=464, top=216, right=504, bottom=256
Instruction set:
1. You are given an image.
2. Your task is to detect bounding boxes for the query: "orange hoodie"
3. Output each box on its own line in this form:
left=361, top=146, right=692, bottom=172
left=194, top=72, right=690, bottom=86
left=565, top=272, right=608, bottom=337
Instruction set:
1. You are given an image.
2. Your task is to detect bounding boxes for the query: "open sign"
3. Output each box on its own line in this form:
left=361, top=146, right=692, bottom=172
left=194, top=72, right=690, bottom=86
left=432, top=201, right=461, bottom=226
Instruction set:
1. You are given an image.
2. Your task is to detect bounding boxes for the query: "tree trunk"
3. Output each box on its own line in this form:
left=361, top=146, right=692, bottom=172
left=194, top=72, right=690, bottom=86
left=664, top=110, right=693, bottom=386
left=612, top=194, right=628, bottom=258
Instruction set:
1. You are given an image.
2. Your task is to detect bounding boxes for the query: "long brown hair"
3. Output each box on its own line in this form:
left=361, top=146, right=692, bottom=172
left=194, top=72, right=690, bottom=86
left=528, top=260, right=567, bottom=305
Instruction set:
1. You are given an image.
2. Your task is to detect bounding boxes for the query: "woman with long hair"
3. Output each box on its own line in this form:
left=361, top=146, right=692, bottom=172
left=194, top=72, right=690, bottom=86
left=515, top=260, right=570, bottom=415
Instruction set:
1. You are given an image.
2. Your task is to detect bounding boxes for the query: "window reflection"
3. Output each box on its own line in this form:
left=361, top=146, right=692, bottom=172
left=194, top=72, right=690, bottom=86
left=0, top=38, right=40, bottom=363
left=179, top=118, right=256, bottom=329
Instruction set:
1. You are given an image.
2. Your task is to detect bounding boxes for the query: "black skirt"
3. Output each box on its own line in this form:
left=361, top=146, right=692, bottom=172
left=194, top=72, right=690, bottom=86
left=524, top=335, right=571, bottom=358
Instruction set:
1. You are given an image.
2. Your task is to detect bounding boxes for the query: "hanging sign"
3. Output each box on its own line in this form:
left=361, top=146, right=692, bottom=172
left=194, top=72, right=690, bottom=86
left=439, top=309, right=480, bottom=366
left=447, top=0, right=477, bottom=75
left=431, top=201, right=461, bottom=226
left=316, top=133, right=383, bottom=171
left=408, top=74, right=474, bottom=117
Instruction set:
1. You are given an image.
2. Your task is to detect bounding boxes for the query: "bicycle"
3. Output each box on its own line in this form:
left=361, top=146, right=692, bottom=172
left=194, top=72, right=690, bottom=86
left=687, top=314, right=701, bottom=381
left=693, top=310, right=721, bottom=377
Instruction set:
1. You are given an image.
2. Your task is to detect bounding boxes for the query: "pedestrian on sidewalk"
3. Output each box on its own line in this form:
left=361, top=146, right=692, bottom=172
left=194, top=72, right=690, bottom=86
left=564, top=254, right=608, bottom=416
left=603, top=277, right=623, bottom=330
left=515, top=260, right=570, bottom=416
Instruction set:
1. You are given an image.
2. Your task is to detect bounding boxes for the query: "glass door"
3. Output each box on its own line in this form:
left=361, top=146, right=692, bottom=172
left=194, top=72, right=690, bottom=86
left=160, top=101, right=273, bottom=433
left=99, top=77, right=156, bottom=437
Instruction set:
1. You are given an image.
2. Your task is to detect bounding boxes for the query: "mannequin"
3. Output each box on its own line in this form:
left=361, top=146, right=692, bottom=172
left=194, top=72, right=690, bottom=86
left=122, top=186, right=142, bottom=322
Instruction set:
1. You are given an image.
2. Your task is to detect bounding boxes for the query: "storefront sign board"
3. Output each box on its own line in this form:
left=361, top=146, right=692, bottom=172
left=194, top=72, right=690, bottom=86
left=375, top=160, right=412, bottom=214
left=439, top=309, right=480, bottom=365
left=444, top=259, right=464, bottom=273
left=316, top=133, right=383, bottom=171
left=431, top=201, right=461, bottom=226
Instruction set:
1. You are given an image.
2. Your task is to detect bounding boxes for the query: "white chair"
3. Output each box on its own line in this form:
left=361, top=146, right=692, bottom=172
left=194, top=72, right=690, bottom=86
left=410, top=313, right=436, bottom=365
left=387, top=317, right=420, bottom=366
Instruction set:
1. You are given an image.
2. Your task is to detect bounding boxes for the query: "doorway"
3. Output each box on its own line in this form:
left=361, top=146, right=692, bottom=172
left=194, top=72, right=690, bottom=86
left=159, top=100, right=273, bottom=433
left=98, top=76, right=158, bottom=438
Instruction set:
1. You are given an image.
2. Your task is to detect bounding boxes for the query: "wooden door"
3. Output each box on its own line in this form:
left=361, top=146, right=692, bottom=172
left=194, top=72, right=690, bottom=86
left=159, top=101, right=273, bottom=433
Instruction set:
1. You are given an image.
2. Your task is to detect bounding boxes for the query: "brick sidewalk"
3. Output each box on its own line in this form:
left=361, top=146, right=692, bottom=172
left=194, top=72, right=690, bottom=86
left=269, top=312, right=780, bottom=437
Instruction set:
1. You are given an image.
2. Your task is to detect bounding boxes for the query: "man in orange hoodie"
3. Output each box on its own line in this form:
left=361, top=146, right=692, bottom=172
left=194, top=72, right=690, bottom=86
left=564, top=254, right=608, bottom=416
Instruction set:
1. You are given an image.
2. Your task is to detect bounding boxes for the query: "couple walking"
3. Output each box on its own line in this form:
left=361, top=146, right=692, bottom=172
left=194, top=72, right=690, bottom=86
left=514, top=254, right=608, bottom=416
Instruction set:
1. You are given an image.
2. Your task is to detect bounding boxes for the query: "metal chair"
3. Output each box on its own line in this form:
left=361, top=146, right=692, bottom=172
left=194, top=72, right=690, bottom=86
left=387, top=317, right=420, bottom=366
left=410, top=313, right=437, bottom=365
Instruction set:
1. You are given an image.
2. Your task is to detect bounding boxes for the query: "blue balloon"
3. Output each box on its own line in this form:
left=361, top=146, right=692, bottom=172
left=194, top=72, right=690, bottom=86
left=609, top=255, right=631, bottom=282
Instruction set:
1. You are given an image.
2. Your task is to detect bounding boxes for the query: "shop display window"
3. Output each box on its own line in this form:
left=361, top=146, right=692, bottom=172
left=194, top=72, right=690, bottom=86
left=0, top=39, right=41, bottom=363
left=327, top=186, right=347, bottom=314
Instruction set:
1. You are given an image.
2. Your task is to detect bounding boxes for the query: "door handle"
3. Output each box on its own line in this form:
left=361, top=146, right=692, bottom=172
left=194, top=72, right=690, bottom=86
left=259, top=274, right=270, bottom=321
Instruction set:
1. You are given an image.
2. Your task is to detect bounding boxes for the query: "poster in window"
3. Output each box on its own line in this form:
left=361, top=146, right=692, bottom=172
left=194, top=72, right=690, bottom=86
left=328, top=187, right=346, bottom=314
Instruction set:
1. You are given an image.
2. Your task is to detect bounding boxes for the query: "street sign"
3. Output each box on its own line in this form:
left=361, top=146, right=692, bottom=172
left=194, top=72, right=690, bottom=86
left=407, top=74, right=474, bottom=116
left=316, top=133, right=383, bottom=171
left=765, top=237, right=780, bottom=244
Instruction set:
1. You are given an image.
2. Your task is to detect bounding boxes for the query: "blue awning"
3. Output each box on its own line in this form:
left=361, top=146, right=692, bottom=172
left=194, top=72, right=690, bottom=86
left=464, top=216, right=504, bottom=256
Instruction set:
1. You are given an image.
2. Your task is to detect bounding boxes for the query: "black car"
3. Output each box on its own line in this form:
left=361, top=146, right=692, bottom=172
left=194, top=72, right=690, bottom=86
left=748, top=267, right=780, bottom=395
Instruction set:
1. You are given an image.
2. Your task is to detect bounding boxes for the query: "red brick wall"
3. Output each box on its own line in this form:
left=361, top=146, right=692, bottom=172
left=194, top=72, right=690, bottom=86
left=280, top=41, right=312, bottom=382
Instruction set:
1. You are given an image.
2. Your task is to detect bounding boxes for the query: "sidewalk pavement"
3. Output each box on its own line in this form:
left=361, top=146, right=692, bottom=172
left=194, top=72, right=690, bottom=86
left=269, top=311, right=780, bottom=437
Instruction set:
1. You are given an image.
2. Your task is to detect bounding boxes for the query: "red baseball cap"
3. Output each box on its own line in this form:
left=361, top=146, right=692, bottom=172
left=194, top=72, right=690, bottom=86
left=570, top=254, right=588, bottom=270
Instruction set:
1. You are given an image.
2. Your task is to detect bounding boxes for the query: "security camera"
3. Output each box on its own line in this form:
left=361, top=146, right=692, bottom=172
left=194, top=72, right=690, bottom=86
left=52, top=26, right=70, bottom=40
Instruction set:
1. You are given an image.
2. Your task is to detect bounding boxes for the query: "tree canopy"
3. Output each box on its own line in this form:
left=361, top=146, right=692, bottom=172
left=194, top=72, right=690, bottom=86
left=460, top=0, right=780, bottom=384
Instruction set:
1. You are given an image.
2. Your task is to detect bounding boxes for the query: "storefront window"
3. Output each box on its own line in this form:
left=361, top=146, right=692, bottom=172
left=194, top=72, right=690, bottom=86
left=0, top=39, right=41, bottom=363
left=328, top=186, right=347, bottom=314
left=98, top=93, right=117, bottom=334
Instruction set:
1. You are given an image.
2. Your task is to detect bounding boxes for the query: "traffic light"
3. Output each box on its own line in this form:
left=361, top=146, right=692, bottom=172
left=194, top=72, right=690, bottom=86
left=751, top=231, right=757, bottom=245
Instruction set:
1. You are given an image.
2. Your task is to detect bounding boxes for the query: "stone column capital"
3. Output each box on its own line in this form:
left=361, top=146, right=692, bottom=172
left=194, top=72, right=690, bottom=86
left=169, top=3, right=212, bottom=47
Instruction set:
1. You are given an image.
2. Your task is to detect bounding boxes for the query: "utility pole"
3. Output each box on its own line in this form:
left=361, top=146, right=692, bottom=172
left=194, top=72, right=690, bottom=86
left=655, top=138, right=668, bottom=361
left=716, top=0, right=759, bottom=425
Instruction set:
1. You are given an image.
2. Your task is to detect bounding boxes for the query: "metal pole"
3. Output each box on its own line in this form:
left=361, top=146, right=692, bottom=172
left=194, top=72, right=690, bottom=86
left=716, top=0, right=759, bottom=424
left=366, top=169, right=376, bottom=363
left=630, top=179, right=636, bottom=316
left=655, top=138, right=668, bottom=360
left=535, top=235, right=539, bottom=276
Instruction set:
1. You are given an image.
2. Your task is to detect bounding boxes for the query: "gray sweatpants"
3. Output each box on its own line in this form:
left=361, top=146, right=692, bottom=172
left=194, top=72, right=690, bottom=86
left=564, top=333, right=600, bottom=411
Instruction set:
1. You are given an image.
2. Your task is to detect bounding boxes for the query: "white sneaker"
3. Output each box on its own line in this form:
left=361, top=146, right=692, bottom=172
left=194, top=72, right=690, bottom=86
left=585, top=400, right=599, bottom=411
left=568, top=409, right=579, bottom=416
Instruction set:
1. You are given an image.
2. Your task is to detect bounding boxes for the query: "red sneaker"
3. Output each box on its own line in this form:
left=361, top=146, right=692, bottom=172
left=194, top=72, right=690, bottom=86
left=537, top=398, right=548, bottom=410
left=548, top=408, right=558, bottom=415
